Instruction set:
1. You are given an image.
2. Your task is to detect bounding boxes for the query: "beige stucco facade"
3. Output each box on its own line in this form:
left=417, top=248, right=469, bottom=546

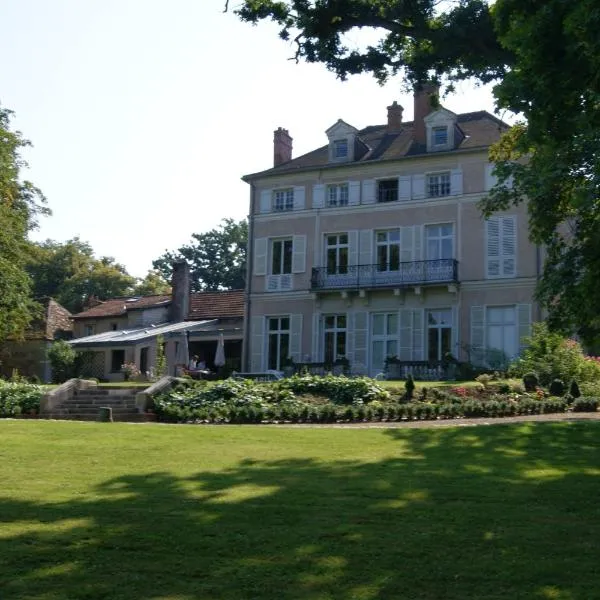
left=244, top=121, right=539, bottom=376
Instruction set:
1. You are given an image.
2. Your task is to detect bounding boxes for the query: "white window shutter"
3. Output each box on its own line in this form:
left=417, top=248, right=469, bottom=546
left=486, top=218, right=501, bottom=278
left=311, top=313, right=321, bottom=361
left=517, top=304, right=531, bottom=354
left=260, top=190, right=272, bottom=214
left=292, top=235, right=306, bottom=273
left=250, top=316, right=265, bottom=371
left=485, top=163, right=497, bottom=191
left=400, top=226, right=414, bottom=262
left=346, top=313, right=355, bottom=365
left=412, top=174, right=425, bottom=199
left=294, top=186, right=305, bottom=210
left=313, top=184, right=325, bottom=209
left=413, top=225, right=423, bottom=261
left=290, top=314, right=303, bottom=362
left=502, top=216, right=516, bottom=277
left=412, top=309, right=424, bottom=360
left=348, top=230, right=359, bottom=268
left=470, top=306, right=485, bottom=366
left=451, top=168, right=463, bottom=196
left=451, top=306, right=459, bottom=358
left=253, top=238, right=268, bottom=276
left=399, top=309, right=413, bottom=360
left=352, top=312, right=368, bottom=374
left=359, top=230, right=372, bottom=266
left=398, top=176, right=411, bottom=202
left=362, top=179, right=376, bottom=204
left=348, top=181, right=361, bottom=205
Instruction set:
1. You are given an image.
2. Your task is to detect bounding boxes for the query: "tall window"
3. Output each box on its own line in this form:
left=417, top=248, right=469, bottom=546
left=268, top=317, right=290, bottom=370
left=273, top=189, right=294, bottom=211
left=271, top=239, right=293, bottom=275
left=427, top=172, right=451, bottom=197
left=426, top=224, right=453, bottom=259
left=111, top=349, right=125, bottom=373
left=327, top=183, right=349, bottom=207
left=427, top=310, right=452, bottom=361
left=486, top=306, right=516, bottom=362
left=324, top=315, right=347, bottom=363
left=326, top=234, right=349, bottom=275
left=376, top=230, right=400, bottom=271
left=378, top=179, right=398, bottom=203
left=333, top=139, right=348, bottom=158
left=432, top=126, right=448, bottom=146
left=371, top=313, right=399, bottom=373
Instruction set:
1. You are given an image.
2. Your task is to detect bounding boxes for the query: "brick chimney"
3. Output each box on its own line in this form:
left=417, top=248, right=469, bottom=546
left=413, top=83, right=440, bottom=146
left=387, top=101, right=404, bottom=132
left=170, top=260, right=190, bottom=323
left=83, top=295, right=102, bottom=310
left=273, top=127, right=293, bottom=166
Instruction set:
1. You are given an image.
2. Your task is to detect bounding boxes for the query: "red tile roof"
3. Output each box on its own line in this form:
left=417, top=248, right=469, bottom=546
left=72, top=295, right=171, bottom=319
left=25, top=298, right=73, bottom=340
left=188, top=290, right=244, bottom=320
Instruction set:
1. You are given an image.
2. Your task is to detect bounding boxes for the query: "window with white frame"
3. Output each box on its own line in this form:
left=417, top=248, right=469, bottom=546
left=333, top=139, right=348, bottom=159
left=84, top=324, right=95, bottom=337
left=326, top=233, right=349, bottom=275
left=267, top=316, right=290, bottom=370
left=486, top=306, right=517, bottom=362
left=427, top=172, right=451, bottom=197
left=432, top=126, right=448, bottom=146
left=273, top=189, right=294, bottom=211
left=271, top=239, right=293, bottom=275
left=378, top=179, right=398, bottom=203
left=427, top=309, right=453, bottom=361
left=371, top=313, right=399, bottom=373
left=327, top=183, right=349, bottom=207
left=376, top=229, right=400, bottom=271
left=426, top=224, right=454, bottom=260
left=323, top=314, right=347, bottom=364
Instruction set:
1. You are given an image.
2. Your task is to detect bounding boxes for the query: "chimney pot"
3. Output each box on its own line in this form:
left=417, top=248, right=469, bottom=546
left=170, top=260, right=190, bottom=323
left=387, top=101, right=404, bottom=132
left=413, top=83, right=440, bottom=146
left=273, top=127, right=293, bottom=166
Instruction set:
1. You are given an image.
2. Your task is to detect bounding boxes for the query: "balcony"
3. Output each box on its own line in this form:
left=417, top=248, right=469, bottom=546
left=311, top=259, right=459, bottom=291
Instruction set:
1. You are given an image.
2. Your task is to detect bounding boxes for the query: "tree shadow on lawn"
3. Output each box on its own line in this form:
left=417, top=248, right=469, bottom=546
left=2, top=422, right=599, bottom=600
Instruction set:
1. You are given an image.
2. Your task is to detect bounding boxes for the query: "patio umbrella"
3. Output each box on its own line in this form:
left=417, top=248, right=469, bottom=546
left=214, top=333, right=226, bottom=368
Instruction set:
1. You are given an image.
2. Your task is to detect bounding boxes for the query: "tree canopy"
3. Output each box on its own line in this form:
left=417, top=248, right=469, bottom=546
left=0, top=106, right=49, bottom=341
left=153, top=218, right=247, bottom=292
left=230, top=0, right=600, bottom=344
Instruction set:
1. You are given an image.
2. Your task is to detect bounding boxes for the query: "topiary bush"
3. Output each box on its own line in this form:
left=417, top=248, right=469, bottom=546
left=569, top=380, right=581, bottom=399
left=549, top=379, right=565, bottom=397
left=404, top=374, right=415, bottom=401
left=572, top=397, right=599, bottom=412
left=522, top=372, right=539, bottom=392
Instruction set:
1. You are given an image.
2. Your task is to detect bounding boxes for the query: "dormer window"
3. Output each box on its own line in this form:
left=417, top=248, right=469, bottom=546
left=432, top=126, right=448, bottom=147
left=333, top=139, right=348, bottom=159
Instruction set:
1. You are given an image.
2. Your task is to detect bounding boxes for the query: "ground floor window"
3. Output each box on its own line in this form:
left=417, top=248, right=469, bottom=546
left=267, top=317, right=290, bottom=370
left=323, top=315, right=346, bottom=363
left=371, top=313, right=399, bottom=373
left=111, top=349, right=125, bottom=373
left=486, top=306, right=516, bottom=363
left=427, top=309, right=453, bottom=361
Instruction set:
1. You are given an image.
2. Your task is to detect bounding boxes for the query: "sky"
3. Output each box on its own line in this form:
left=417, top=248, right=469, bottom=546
left=0, top=0, right=502, bottom=278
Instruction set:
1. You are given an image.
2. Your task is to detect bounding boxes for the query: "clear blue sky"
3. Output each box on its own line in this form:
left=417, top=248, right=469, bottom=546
left=1, top=0, right=500, bottom=278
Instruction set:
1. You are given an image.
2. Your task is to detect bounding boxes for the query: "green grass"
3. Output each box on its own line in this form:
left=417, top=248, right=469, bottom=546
left=1, top=421, right=599, bottom=600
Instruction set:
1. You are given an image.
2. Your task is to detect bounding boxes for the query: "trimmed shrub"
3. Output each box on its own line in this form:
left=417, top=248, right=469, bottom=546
left=569, top=380, right=581, bottom=399
left=572, top=397, right=599, bottom=412
left=279, top=375, right=390, bottom=404
left=0, top=381, right=43, bottom=416
left=405, top=374, right=415, bottom=401
left=522, top=372, right=539, bottom=392
left=549, top=379, right=566, bottom=397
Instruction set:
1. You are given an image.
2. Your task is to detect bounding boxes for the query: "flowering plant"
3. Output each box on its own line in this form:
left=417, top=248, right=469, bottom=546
left=121, top=362, right=141, bottom=380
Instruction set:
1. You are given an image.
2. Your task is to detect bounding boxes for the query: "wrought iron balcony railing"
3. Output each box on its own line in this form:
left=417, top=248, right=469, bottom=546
left=311, top=259, right=459, bottom=290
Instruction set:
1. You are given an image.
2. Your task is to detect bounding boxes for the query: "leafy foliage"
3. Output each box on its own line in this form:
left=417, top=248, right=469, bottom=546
left=0, top=380, right=43, bottom=416
left=0, top=105, right=49, bottom=341
left=131, top=270, right=171, bottom=296
left=47, top=340, right=77, bottom=384
left=153, top=218, right=247, bottom=292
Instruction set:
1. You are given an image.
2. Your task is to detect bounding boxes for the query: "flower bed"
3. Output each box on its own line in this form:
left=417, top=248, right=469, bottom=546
left=0, top=381, right=43, bottom=417
left=153, top=376, right=597, bottom=425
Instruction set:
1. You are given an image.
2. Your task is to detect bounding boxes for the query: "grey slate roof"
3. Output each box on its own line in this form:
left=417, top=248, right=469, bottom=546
left=243, top=111, right=508, bottom=181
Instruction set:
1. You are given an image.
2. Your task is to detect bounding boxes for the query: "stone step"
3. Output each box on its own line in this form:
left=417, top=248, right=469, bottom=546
left=76, top=389, right=140, bottom=398
left=44, top=413, right=150, bottom=423
left=55, top=406, right=140, bottom=414
left=63, top=398, right=138, bottom=406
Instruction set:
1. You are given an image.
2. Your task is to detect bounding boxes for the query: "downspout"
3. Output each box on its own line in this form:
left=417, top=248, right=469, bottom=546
left=535, top=243, right=542, bottom=321
left=242, top=181, right=256, bottom=371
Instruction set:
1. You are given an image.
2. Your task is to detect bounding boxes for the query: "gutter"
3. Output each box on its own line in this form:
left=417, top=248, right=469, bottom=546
left=241, top=182, right=256, bottom=371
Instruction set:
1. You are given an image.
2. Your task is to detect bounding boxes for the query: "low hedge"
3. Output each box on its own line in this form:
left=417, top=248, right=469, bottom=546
left=0, top=381, right=43, bottom=417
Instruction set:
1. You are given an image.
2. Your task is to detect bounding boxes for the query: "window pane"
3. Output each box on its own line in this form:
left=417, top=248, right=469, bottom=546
left=327, top=235, right=337, bottom=246
left=272, top=241, right=282, bottom=274
left=377, top=246, right=388, bottom=271
left=268, top=334, right=279, bottom=369
left=386, top=340, right=398, bottom=358
left=390, top=230, right=400, bottom=242
left=441, top=224, right=453, bottom=236
left=339, top=248, right=348, bottom=272
left=325, top=316, right=335, bottom=329
left=377, top=231, right=387, bottom=243
left=439, top=310, right=452, bottom=325
left=280, top=317, right=290, bottom=330
left=269, top=318, right=278, bottom=331
left=387, top=313, right=398, bottom=334
left=339, top=233, right=348, bottom=245
left=327, top=249, right=337, bottom=274
left=441, top=328, right=452, bottom=356
left=441, top=238, right=453, bottom=259
left=373, top=314, right=384, bottom=335
left=325, top=332, right=335, bottom=363
left=336, top=332, right=346, bottom=357
left=428, top=329, right=439, bottom=361
left=283, top=240, right=293, bottom=273
left=280, top=333, right=290, bottom=365
left=372, top=341, right=384, bottom=372
left=389, top=245, right=400, bottom=270
left=338, top=315, right=346, bottom=329
left=428, top=239, right=439, bottom=260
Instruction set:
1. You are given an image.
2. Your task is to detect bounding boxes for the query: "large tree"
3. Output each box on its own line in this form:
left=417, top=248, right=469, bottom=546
left=0, top=106, right=49, bottom=341
left=28, top=238, right=136, bottom=313
left=153, top=218, right=247, bottom=291
left=229, top=0, right=600, bottom=344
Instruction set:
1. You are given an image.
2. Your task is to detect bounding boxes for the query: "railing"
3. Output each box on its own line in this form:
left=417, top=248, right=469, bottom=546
left=386, top=361, right=456, bottom=381
left=311, top=260, right=459, bottom=290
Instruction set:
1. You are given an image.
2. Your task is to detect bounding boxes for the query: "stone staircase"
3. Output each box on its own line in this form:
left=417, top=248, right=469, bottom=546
left=45, top=387, right=145, bottom=422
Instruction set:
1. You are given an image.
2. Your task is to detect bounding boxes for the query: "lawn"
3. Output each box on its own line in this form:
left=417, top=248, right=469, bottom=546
left=1, top=421, right=599, bottom=600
